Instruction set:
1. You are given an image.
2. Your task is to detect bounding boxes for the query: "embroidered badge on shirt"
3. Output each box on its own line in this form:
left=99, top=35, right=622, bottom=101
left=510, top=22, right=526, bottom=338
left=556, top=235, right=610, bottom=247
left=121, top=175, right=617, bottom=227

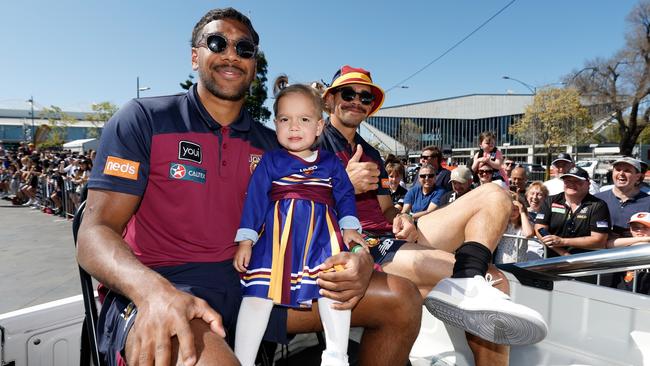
left=178, top=141, right=202, bottom=164
left=249, top=154, right=262, bottom=173
left=103, top=156, right=140, bottom=180
left=169, top=163, right=206, bottom=184
left=596, top=220, right=609, bottom=228
left=381, top=178, right=390, bottom=189
left=551, top=203, right=566, bottom=214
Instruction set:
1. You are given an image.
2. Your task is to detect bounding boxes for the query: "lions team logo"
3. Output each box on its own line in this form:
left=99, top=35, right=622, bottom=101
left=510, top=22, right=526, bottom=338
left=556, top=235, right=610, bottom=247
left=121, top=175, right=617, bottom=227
left=170, top=164, right=186, bottom=179
left=249, top=154, right=262, bottom=173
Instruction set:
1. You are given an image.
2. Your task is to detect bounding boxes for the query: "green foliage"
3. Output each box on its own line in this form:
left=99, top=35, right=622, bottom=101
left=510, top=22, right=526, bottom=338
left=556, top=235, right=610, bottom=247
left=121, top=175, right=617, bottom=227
left=38, top=106, right=77, bottom=147
left=245, top=51, right=271, bottom=123
left=85, top=102, right=118, bottom=138
left=180, top=74, right=194, bottom=90
left=510, top=88, right=592, bottom=149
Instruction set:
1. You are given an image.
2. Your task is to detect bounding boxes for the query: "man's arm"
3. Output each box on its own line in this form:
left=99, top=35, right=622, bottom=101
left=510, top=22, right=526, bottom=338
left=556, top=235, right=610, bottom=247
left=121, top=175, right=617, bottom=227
left=554, top=231, right=608, bottom=250
left=77, top=189, right=224, bottom=366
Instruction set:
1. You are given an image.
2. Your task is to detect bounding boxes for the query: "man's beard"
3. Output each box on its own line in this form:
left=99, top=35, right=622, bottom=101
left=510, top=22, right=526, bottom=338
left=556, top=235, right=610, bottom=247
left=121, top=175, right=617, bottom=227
left=198, top=66, right=250, bottom=101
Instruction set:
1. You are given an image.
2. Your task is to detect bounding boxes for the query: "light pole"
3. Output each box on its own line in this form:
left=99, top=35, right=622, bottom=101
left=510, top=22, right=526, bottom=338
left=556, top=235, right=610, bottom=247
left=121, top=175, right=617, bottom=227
left=502, top=76, right=537, bottom=164
left=136, top=76, right=151, bottom=98
left=26, top=96, right=35, bottom=145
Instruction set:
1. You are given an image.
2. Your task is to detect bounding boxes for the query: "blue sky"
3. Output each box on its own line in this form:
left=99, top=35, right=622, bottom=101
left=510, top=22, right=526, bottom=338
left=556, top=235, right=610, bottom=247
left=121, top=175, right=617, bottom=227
left=0, top=0, right=639, bottom=115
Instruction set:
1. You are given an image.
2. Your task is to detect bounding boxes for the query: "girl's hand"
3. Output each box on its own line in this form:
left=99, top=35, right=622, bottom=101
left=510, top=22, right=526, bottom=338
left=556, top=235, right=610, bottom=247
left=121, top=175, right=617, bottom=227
left=233, top=241, right=253, bottom=272
left=342, top=229, right=368, bottom=253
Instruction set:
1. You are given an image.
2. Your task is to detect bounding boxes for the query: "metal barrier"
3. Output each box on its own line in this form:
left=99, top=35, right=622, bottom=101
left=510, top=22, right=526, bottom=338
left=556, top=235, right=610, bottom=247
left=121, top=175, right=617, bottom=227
left=499, top=233, right=649, bottom=294
left=516, top=244, right=650, bottom=294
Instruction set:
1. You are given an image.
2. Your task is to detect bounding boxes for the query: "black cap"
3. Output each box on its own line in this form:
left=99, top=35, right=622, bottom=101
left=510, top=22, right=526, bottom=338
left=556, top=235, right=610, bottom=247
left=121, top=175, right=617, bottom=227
left=560, top=166, right=589, bottom=181
left=552, top=153, right=573, bottom=166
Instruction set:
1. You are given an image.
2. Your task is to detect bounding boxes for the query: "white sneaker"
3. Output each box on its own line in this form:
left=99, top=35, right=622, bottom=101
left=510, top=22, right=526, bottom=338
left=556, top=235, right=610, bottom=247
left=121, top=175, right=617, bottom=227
left=424, top=275, right=548, bottom=346
left=21, top=199, right=33, bottom=207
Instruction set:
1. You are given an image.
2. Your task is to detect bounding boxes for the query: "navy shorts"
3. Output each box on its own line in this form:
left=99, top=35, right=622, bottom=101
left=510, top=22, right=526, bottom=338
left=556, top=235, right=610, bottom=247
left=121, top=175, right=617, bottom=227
left=96, top=261, right=289, bottom=366
left=366, top=233, right=408, bottom=265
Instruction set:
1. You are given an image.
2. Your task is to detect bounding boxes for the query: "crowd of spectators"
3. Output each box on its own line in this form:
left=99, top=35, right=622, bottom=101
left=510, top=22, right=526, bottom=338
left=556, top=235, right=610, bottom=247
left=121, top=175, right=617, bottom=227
left=384, top=135, right=650, bottom=294
left=0, top=141, right=94, bottom=217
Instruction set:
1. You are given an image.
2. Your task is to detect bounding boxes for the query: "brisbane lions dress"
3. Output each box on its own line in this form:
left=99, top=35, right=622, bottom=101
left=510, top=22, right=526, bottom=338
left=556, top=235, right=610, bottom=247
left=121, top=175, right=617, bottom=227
left=235, top=148, right=360, bottom=308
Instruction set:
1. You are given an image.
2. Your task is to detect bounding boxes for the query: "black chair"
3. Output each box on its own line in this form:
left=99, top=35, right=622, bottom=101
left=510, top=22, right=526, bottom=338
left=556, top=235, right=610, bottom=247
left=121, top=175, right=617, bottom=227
left=72, top=201, right=104, bottom=366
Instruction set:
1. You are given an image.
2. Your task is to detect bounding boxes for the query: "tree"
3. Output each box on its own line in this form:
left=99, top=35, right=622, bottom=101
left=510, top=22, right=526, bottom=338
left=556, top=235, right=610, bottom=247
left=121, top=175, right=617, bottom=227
left=180, top=74, right=194, bottom=90
left=178, top=51, right=271, bottom=123
left=85, top=102, right=117, bottom=138
left=510, top=88, right=592, bottom=175
left=568, top=1, right=650, bottom=156
left=38, top=106, right=78, bottom=148
left=396, top=118, right=423, bottom=157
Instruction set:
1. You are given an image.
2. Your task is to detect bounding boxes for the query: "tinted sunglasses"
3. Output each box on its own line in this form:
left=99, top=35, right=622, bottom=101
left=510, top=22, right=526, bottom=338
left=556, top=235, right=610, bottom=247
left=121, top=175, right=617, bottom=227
left=419, top=174, right=435, bottom=179
left=420, top=155, right=433, bottom=159
left=478, top=170, right=493, bottom=175
left=197, top=33, right=257, bottom=59
left=336, top=87, right=375, bottom=105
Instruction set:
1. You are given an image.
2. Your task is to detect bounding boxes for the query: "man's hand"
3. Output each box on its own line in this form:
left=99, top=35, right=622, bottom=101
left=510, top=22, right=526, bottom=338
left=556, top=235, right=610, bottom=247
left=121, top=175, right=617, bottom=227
left=393, top=213, right=417, bottom=241
left=317, top=251, right=373, bottom=310
left=129, top=286, right=225, bottom=366
left=346, top=144, right=380, bottom=194
left=541, top=234, right=566, bottom=247
left=233, top=241, right=252, bottom=272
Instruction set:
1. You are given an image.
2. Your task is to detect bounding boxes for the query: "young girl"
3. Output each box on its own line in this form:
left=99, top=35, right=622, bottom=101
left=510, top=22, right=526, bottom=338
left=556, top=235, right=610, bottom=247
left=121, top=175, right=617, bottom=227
left=471, top=131, right=508, bottom=188
left=233, top=77, right=365, bottom=366
left=494, top=192, right=535, bottom=264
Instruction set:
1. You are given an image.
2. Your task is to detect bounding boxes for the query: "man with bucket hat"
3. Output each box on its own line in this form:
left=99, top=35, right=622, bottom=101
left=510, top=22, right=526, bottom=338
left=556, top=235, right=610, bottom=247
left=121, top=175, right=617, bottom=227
left=319, top=65, right=548, bottom=365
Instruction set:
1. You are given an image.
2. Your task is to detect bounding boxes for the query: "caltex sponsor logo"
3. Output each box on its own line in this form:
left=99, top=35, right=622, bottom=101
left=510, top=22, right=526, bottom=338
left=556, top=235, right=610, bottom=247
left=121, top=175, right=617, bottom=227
left=170, top=164, right=186, bottom=179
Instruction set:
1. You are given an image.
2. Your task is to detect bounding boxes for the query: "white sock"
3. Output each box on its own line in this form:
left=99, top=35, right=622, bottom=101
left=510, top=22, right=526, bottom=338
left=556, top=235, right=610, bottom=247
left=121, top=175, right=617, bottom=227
left=234, top=297, right=274, bottom=366
left=318, top=297, right=350, bottom=366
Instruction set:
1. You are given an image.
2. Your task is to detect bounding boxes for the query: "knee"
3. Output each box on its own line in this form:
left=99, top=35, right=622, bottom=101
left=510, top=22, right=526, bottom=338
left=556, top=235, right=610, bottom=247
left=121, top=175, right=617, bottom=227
left=385, top=275, right=422, bottom=330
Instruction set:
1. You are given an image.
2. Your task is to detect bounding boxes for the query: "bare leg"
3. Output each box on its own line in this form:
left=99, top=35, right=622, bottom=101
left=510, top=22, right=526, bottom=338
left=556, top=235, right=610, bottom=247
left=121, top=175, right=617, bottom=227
left=417, top=183, right=511, bottom=253
left=125, top=318, right=240, bottom=366
left=287, top=271, right=421, bottom=366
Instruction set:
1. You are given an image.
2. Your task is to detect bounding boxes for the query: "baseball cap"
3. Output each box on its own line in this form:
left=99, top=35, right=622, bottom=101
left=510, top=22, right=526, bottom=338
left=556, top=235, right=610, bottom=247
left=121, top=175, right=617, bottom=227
left=552, top=153, right=573, bottom=166
left=560, top=166, right=589, bottom=181
left=613, top=156, right=642, bottom=173
left=450, top=165, right=473, bottom=184
left=629, top=212, right=650, bottom=227
left=322, top=65, right=385, bottom=116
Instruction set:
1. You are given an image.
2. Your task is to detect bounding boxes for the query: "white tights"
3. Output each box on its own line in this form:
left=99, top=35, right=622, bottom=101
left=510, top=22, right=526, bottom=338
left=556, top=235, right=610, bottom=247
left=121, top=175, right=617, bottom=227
left=234, top=297, right=350, bottom=366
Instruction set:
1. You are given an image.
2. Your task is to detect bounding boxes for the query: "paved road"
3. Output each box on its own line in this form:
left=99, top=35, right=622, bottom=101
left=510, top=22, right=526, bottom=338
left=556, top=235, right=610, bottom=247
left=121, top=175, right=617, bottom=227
left=0, top=200, right=81, bottom=314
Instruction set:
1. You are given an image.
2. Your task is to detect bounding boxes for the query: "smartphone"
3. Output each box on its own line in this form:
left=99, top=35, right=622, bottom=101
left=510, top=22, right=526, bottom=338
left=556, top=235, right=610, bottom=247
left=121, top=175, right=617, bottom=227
left=538, top=227, right=550, bottom=237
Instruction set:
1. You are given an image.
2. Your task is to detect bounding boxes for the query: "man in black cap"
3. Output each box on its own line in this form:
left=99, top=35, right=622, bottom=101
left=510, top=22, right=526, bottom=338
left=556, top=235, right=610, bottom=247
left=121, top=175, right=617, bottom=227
left=535, top=166, right=610, bottom=257
left=544, top=152, right=600, bottom=195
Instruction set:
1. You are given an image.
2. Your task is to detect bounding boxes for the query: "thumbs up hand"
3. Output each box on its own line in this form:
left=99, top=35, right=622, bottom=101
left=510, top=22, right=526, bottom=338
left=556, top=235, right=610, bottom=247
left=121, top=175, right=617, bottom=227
left=345, top=144, right=380, bottom=194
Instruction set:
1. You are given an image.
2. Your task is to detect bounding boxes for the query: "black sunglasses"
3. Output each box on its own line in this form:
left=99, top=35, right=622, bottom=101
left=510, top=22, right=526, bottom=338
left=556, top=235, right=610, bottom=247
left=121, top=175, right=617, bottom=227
left=419, top=174, right=435, bottom=179
left=336, top=87, right=375, bottom=105
left=478, top=170, right=493, bottom=175
left=420, top=155, right=433, bottom=159
left=197, top=33, right=257, bottom=59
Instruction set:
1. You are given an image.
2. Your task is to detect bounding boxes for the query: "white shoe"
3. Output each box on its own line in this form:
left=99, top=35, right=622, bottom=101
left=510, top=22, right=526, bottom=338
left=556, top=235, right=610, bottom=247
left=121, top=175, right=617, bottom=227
left=424, top=275, right=548, bottom=346
left=21, top=199, right=33, bottom=207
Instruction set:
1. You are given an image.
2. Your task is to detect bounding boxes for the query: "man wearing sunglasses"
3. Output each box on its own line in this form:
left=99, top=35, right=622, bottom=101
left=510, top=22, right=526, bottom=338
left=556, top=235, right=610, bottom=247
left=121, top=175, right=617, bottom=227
left=78, top=9, right=421, bottom=366
left=419, top=146, right=452, bottom=192
left=319, top=65, right=547, bottom=366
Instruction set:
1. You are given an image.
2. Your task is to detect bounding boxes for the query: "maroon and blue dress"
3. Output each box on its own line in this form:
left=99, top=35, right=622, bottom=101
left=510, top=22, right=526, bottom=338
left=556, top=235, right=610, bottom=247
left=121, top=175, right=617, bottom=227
left=234, top=148, right=360, bottom=308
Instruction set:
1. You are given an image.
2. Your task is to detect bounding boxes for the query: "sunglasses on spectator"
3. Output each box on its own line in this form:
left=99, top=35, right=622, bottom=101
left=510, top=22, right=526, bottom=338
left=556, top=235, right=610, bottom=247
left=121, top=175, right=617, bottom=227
left=420, top=155, right=433, bottom=159
left=196, top=33, right=257, bottom=59
left=478, top=170, right=493, bottom=175
left=419, top=174, right=435, bottom=179
left=504, top=162, right=514, bottom=166
left=336, top=87, right=375, bottom=105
